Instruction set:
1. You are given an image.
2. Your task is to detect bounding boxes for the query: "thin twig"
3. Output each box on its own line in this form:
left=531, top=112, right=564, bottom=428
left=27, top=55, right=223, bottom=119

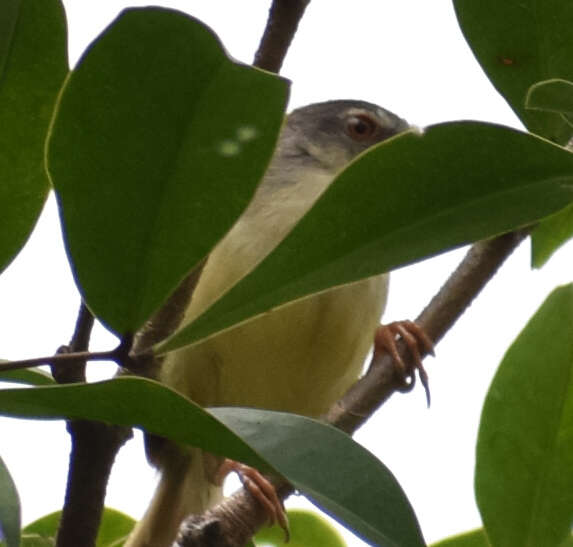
left=0, top=349, right=116, bottom=373
left=253, top=0, right=310, bottom=72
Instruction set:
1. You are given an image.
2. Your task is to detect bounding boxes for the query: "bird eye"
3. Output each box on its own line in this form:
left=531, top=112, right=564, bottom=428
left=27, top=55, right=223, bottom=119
left=345, top=114, right=380, bottom=141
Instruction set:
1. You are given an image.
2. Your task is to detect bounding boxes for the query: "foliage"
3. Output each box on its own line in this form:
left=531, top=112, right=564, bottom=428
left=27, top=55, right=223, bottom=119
left=1, top=0, right=573, bottom=546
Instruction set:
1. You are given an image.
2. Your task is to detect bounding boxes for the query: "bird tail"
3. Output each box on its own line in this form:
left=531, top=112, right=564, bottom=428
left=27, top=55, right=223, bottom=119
left=124, top=447, right=223, bottom=547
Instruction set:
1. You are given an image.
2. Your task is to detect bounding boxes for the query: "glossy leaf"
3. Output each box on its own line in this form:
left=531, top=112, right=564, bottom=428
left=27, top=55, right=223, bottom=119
left=0, top=378, right=270, bottom=471
left=0, top=367, right=55, bottom=387
left=0, top=0, right=67, bottom=274
left=23, top=507, right=135, bottom=547
left=527, top=80, right=573, bottom=268
left=454, top=0, right=573, bottom=144
left=526, top=79, right=573, bottom=116
left=255, top=509, right=346, bottom=547
left=0, top=1, right=20, bottom=80
left=475, top=284, right=573, bottom=547
left=47, top=7, right=288, bottom=335
left=212, top=408, right=425, bottom=547
left=159, top=122, right=573, bottom=353
left=430, top=529, right=489, bottom=547
left=0, top=454, right=20, bottom=547
left=0, top=378, right=423, bottom=546
left=531, top=202, right=573, bottom=267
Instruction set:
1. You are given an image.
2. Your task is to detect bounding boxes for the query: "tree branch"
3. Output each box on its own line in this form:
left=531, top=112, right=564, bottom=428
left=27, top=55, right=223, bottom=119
left=326, top=229, right=529, bottom=434
left=130, top=261, right=205, bottom=378
left=54, top=303, right=132, bottom=547
left=253, top=0, right=310, bottom=72
left=0, top=349, right=116, bottom=373
left=173, top=230, right=529, bottom=546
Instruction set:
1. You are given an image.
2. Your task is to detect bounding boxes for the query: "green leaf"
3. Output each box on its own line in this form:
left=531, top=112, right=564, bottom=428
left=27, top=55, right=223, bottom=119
left=454, top=0, right=573, bottom=144
left=255, top=509, right=346, bottom=546
left=47, top=7, right=288, bottom=335
left=0, top=378, right=270, bottom=471
left=0, top=0, right=67, bottom=274
left=475, top=284, right=573, bottom=547
left=21, top=511, right=59, bottom=543
left=0, top=367, right=55, bottom=386
left=212, top=408, right=424, bottom=547
left=23, top=508, right=135, bottom=547
left=19, top=535, right=53, bottom=547
left=526, top=79, right=573, bottom=116
left=0, top=378, right=423, bottom=546
left=430, top=529, right=489, bottom=547
left=159, top=122, right=573, bottom=353
left=0, top=1, right=20, bottom=81
left=525, top=79, right=573, bottom=267
left=0, top=454, right=20, bottom=547
left=531, top=202, right=573, bottom=267
left=94, top=508, right=135, bottom=547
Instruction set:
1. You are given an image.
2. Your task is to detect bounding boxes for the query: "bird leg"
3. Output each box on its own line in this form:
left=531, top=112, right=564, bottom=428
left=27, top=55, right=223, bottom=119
left=212, top=458, right=289, bottom=537
left=373, top=320, right=434, bottom=405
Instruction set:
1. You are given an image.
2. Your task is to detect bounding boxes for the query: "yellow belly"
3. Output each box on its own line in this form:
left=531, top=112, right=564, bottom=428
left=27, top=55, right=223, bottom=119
left=161, top=274, right=388, bottom=418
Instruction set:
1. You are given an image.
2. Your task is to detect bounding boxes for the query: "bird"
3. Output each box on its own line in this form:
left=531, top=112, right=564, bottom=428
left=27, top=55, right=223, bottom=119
left=125, top=99, right=419, bottom=547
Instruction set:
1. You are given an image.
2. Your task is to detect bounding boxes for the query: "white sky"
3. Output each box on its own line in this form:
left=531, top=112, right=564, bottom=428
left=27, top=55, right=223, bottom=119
left=1, top=1, right=572, bottom=546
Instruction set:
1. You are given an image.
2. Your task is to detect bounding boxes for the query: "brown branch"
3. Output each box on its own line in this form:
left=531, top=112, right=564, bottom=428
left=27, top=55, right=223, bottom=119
left=173, top=230, right=529, bottom=546
left=130, top=261, right=205, bottom=378
left=253, top=0, right=311, bottom=72
left=54, top=304, right=133, bottom=547
left=326, top=229, right=529, bottom=434
left=0, top=349, right=116, bottom=374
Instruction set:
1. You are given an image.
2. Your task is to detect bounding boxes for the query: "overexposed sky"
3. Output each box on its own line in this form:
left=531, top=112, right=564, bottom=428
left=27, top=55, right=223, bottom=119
left=1, top=2, right=572, bottom=546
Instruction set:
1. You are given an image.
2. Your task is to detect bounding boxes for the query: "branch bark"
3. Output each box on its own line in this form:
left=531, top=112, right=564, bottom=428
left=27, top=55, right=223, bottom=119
left=54, top=303, right=132, bottom=547
left=253, top=0, right=310, bottom=72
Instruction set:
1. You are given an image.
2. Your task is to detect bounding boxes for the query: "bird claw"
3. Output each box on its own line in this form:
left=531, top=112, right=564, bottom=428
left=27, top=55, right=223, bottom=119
left=374, top=320, right=434, bottom=406
left=214, top=459, right=289, bottom=540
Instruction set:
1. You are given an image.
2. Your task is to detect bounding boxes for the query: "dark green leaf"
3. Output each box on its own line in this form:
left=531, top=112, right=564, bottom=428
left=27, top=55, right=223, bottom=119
left=430, top=529, right=489, bottom=547
left=47, top=7, right=288, bottom=335
left=475, top=284, right=573, bottom=547
left=454, top=0, right=573, bottom=144
left=0, top=1, right=20, bottom=81
left=255, top=509, right=346, bottom=546
left=531, top=202, right=573, bottom=267
left=0, top=0, right=67, bottom=274
left=23, top=508, right=135, bottom=547
left=0, top=367, right=55, bottom=386
left=0, top=378, right=269, bottom=471
left=526, top=79, right=573, bottom=116
left=213, top=408, right=424, bottom=547
left=526, top=79, right=573, bottom=267
left=159, top=122, right=573, bottom=353
left=0, top=378, right=423, bottom=546
left=0, top=454, right=20, bottom=547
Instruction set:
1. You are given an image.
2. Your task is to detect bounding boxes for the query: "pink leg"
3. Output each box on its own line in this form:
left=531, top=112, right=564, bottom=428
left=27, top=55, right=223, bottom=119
left=214, top=459, right=289, bottom=538
left=374, top=320, right=434, bottom=405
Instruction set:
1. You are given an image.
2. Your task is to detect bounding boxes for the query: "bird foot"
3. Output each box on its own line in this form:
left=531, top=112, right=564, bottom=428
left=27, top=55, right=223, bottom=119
left=374, top=320, right=434, bottom=405
left=214, top=459, right=289, bottom=539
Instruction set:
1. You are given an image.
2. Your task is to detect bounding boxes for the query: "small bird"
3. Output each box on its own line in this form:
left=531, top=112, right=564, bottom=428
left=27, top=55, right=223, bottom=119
left=125, top=100, right=419, bottom=547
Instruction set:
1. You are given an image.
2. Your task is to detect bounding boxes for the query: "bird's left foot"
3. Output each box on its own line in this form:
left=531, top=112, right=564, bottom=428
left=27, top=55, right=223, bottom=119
left=214, top=459, right=289, bottom=538
left=374, top=320, right=434, bottom=405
